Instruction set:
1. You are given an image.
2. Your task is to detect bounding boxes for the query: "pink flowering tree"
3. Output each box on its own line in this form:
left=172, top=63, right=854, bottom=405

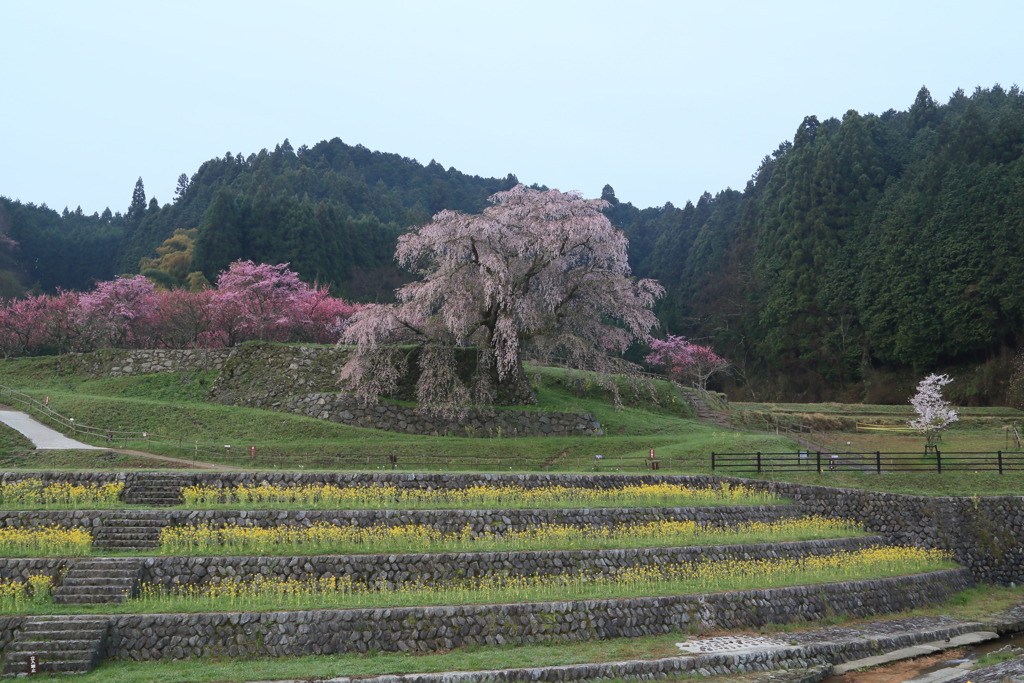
left=151, top=288, right=215, bottom=348
left=341, top=185, right=663, bottom=410
left=908, top=373, right=959, bottom=447
left=0, top=263, right=357, bottom=355
left=296, top=285, right=363, bottom=344
left=208, top=261, right=316, bottom=346
left=645, top=335, right=730, bottom=392
left=77, top=276, right=159, bottom=349
left=0, top=291, right=82, bottom=357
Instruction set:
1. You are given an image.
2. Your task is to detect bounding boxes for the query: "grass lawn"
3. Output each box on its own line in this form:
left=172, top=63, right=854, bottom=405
left=2, top=351, right=1021, bottom=491
left=0, top=358, right=796, bottom=472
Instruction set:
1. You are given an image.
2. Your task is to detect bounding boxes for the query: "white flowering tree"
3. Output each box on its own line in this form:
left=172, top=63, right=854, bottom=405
left=908, top=373, right=959, bottom=447
left=340, top=185, right=664, bottom=412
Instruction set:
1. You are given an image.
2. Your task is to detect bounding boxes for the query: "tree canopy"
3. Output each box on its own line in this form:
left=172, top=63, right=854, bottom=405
left=340, top=185, right=663, bottom=411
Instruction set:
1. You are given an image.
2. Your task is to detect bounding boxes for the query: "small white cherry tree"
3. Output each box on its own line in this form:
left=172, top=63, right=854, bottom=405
left=908, top=373, right=958, bottom=448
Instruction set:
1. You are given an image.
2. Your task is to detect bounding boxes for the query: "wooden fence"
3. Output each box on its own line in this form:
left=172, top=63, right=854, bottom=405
left=711, top=450, right=1024, bottom=474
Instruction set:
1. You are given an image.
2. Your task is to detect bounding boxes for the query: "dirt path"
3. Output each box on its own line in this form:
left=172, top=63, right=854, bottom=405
left=102, top=448, right=244, bottom=470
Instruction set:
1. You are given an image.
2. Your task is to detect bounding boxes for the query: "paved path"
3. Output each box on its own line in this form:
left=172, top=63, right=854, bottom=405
left=0, top=408, right=241, bottom=469
left=0, top=410, right=103, bottom=450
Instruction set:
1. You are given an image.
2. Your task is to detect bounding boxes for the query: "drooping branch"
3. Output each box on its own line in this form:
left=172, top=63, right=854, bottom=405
left=340, top=185, right=663, bottom=409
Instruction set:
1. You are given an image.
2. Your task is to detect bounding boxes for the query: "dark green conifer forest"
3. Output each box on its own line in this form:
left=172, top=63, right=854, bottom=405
left=2, top=85, right=1023, bottom=403
left=610, top=85, right=1024, bottom=404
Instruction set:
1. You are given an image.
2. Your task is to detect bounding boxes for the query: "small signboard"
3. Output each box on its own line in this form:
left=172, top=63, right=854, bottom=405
left=27, top=654, right=38, bottom=675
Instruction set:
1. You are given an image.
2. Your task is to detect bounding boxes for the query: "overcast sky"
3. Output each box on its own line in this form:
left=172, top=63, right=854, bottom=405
left=3, top=0, right=1023, bottom=216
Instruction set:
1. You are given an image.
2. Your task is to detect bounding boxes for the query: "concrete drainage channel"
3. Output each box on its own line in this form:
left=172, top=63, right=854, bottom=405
left=823, top=630, right=1024, bottom=683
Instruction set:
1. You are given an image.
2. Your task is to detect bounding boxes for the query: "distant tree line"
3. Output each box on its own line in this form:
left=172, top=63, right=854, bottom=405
left=610, top=84, right=1024, bottom=404
left=2, top=85, right=1023, bottom=402
left=0, top=138, right=520, bottom=301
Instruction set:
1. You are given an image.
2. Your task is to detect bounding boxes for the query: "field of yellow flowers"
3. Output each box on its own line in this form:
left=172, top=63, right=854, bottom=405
left=0, top=575, right=53, bottom=610
left=157, top=516, right=865, bottom=556
left=0, top=478, right=961, bottom=619
left=0, top=480, right=123, bottom=509
left=0, top=525, right=92, bottom=557
left=132, top=546, right=954, bottom=613
left=179, top=482, right=780, bottom=510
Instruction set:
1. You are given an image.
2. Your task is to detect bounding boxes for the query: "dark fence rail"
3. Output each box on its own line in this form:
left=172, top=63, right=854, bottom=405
left=711, top=450, right=1024, bottom=474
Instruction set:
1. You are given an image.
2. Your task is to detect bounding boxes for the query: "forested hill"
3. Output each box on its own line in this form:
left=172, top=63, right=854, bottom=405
left=1, top=85, right=1023, bottom=403
left=611, top=85, right=1024, bottom=403
left=0, top=139, right=519, bottom=299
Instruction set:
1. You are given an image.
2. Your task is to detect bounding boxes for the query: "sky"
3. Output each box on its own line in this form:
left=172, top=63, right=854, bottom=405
left=3, top=0, right=1024, bottom=216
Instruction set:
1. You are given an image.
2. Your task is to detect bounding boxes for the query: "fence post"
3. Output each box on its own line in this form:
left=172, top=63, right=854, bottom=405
left=998, top=450, right=1003, bottom=475
left=711, top=452, right=716, bottom=471
left=876, top=451, right=881, bottom=474
left=756, top=451, right=762, bottom=474
left=936, top=449, right=942, bottom=474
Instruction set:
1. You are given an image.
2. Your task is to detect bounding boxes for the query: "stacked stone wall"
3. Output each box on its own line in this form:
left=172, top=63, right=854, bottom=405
left=0, top=559, right=69, bottom=583
left=206, top=343, right=601, bottom=437
left=102, top=570, right=971, bottom=661
left=66, top=348, right=232, bottom=377
left=753, top=479, right=1024, bottom=586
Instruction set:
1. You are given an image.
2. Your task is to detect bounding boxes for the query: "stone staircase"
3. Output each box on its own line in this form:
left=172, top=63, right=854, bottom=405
left=688, top=394, right=734, bottom=429
left=122, top=472, right=191, bottom=506
left=93, top=510, right=170, bottom=551
left=1, top=616, right=110, bottom=676
left=52, top=558, right=144, bottom=605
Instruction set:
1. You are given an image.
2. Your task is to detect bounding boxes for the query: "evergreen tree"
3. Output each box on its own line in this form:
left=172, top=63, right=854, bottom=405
left=126, top=177, right=147, bottom=225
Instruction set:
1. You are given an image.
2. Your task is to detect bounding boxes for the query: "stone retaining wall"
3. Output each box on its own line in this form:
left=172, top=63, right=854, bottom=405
left=65, top=348, right=233, bottom=377
left=0, top=618, right=25, bottom=662
left=258, top=392, right=603, bottom=438
left=749, top=479, right=1024, bottom=586
left=0, top=559, right=68, bottom=583
left=102, top=569, right=972, bottom=661
left=139, top=536, right=880, bottom=590
left=0, top=510, right=105, bottom=532
left=205, top=342, right=601, bottom=437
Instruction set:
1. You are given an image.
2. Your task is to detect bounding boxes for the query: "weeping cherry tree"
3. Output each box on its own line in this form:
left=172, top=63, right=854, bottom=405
left=340, top=185, right=664, bottom=412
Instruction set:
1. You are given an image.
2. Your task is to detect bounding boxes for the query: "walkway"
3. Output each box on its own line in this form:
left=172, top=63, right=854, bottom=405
left=0, top=409, right=102, bottom=449
left=0, top=407, right=241, bottom=469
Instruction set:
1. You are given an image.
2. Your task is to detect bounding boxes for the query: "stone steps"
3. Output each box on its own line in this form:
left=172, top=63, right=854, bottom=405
left=93, top=510, right=170, bottom=550
left=2, top=616, right=109, bottom=676
left=52, top=558, right=143, bottom=605
left=121, top=473, right=192, bottom=506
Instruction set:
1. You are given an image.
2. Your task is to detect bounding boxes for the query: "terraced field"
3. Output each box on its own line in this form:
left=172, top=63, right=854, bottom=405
left=0, top=472, right=971, bottom=681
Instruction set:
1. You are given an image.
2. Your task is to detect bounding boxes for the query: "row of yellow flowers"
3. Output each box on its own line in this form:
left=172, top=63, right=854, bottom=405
left=0, top=480, right=124, bottom=509
left=179, top=482, right=779, bottom=510
left=0, top=525, right=93, bottom=556
left=157, top=516, right=863, bottom=556
left=134, top=546, right=954, bottom=611
left=0, top=575, right=54, bottom=609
